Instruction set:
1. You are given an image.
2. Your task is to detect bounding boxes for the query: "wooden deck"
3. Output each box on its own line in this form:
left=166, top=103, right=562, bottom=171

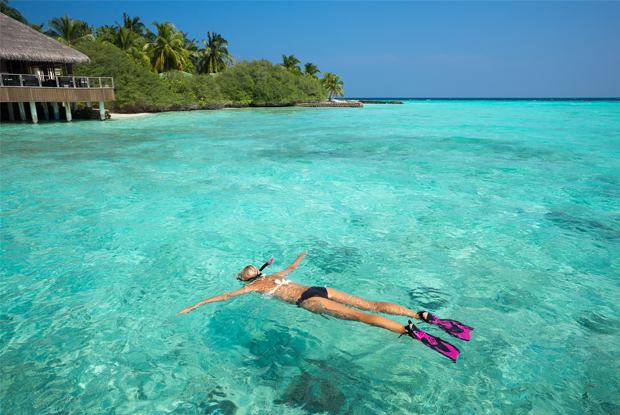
left=0, top=86, right=115, bottom=103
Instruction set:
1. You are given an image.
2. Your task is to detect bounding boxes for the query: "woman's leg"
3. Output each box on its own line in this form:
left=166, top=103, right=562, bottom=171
left=302, top=298, right=462, bottom=361
left=300, top=297, right=406, bottom=335
left=326, top=288, right=423, bottom=320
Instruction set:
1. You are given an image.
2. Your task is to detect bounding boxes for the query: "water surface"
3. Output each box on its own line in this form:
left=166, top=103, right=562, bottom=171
left=2, top=101, right=619, bottom=414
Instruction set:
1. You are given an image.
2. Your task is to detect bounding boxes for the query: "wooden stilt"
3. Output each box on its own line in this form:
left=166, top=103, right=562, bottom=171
left=52, top=102, right=59, bottom=120
left=42, top=102, right=50, bottom=120
left=99, top=101, right=105, bottom=121
left=7, top=102, right=15, bottom=121
left=72, top=102, right=78, bottom=111
left=29, top=102, right=38, bottom=124
left=85, top=102, right=91, bottom=108
left=17, top=102, right=26, bottom=120
left=65, top=102, right=72, bottom=122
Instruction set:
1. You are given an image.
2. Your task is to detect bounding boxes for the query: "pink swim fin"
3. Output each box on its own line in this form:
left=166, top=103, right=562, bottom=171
left=418, top=311, right=474, bottom=341
left=401, top=320, right=460, bottom=362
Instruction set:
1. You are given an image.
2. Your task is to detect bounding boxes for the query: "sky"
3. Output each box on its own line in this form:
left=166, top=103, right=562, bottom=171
left=12, top=1, right=620, bottom=98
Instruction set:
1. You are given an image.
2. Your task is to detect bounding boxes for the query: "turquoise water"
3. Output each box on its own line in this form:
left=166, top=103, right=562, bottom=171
left=1, top=101, right=619, bottom=414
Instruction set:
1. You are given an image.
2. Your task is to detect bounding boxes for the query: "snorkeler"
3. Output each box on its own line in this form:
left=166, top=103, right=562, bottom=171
left=177, top=253, right=473, bottom=361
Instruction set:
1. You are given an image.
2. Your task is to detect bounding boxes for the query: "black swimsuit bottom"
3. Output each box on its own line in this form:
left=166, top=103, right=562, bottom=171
left=297, top=286, right=328, bottom=306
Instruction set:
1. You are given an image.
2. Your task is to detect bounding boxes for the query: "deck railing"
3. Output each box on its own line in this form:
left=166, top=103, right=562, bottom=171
left=0, top=74, right=114, bottom=89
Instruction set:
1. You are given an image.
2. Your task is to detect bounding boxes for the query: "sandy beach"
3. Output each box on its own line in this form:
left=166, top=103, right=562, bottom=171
left=109, top=112, right=153, bottom=118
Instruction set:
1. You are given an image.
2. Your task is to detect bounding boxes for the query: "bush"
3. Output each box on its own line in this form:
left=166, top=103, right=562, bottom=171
left=73, top=42, right=182, bottom=111
left=216, top=59, right=327, bottom=105
left=162, top=73, right=225, bottom=105
left=74, top=45, right=328, bottom=110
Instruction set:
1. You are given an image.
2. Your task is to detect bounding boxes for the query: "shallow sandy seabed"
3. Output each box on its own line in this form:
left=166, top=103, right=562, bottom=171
left=1, top=101, right=619, bottom=414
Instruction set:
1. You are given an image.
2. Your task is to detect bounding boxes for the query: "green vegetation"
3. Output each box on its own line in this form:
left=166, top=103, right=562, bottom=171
left=73, top=42, right=181, bottom=111
left=1, top=0, right=43, bottom=31
left=321, top=72, right=345, bottom=101
left=198, top=32, right=232, bottom=74
left=144, top=21, right=191, bottom=73
left=162, top=72, right=224, bottom=106
left=74, top=43, right=326, bottom=111
left=117, top=13, right=145, bottom=36
left=1, top=4, right=343, bottom=111
left=280, top=54, right=301, bottom=72
left=102, top=26, right=150, bottom=68
left=1, top=0, right=26, bottom=24
left=304, top=62, right=321, bottom=79
left=217, top=59, right=326, bottom=105
left=46, top=13, right=95, bottom=46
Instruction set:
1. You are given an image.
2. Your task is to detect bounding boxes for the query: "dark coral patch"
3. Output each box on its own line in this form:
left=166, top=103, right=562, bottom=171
left=274, top=372, right=345, bottom=414
left=200, top=399, right=237, bottom=415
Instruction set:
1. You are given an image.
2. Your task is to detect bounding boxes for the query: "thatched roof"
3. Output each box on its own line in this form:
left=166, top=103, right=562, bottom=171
left=0, top=13, right=90, bottom=64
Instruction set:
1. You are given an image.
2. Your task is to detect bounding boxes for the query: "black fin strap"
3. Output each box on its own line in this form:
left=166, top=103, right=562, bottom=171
left=399, top=320, right=414, bottom=338
left=417, top=311, right=429, bottom=323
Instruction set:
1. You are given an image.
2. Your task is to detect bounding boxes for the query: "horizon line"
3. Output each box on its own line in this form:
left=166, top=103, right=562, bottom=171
left=346, top=97, right=620, bottom=101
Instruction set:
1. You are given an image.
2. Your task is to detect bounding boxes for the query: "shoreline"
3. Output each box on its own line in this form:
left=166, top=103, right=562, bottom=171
left=109, top=112, right=153, bottom=118
left=106, top=100, right=406, bottom=118
left=295, top=100, right=363, bottom=108
left=107, top=100, right=368, bottom=117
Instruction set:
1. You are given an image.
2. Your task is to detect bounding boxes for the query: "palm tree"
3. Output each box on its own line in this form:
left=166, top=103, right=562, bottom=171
left=104, top=26, right=138, bottom=51
left=181, top=32, right=200, bottom=68
left=104, top=26, right=149, bottom=66
left=115, top=13, right=145, bottom=36
left=321, top=72, right=345, bottom=101
left=182, top=32, right=199, bottom=53
left=46, top=14, right=95, bottom=46
left=144, top=21, right=190, bottom=73
left=94, top=24, right=116, bottom=42
left=304, top=62, right=321, bottom=79
left=197, top=32, right=232, bottom=74
left=1, top=0, right=27, bottom=24
left=281, top=54, right=300, bottom=72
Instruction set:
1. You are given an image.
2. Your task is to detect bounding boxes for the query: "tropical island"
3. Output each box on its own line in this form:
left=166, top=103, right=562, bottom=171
left=1, top=1, right=348, bottom=113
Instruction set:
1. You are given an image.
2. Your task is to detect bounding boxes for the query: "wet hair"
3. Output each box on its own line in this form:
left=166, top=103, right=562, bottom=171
left=237, top=265, right=260, bottom=282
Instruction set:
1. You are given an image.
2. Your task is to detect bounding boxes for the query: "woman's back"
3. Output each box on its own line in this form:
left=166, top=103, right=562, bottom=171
left=251, top=276, right=310, bottom=304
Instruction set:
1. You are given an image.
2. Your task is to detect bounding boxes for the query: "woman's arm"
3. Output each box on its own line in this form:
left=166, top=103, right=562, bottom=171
left=177, top=285, right=254, bottom=315
left=271, top=252, right=307, bottom=278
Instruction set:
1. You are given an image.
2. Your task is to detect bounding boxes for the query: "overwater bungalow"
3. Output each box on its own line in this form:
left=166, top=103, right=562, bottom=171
left=0, top=13, right=115, bottom=123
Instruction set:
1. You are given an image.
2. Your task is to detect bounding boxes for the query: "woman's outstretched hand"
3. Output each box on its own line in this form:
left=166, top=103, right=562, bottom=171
left=298, top=252, right=308, bottom=259
left=177, top=305, right=197, bottom=315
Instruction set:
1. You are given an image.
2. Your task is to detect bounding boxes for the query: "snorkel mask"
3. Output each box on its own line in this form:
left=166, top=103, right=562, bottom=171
left=237, top=258, right=274, bottom=282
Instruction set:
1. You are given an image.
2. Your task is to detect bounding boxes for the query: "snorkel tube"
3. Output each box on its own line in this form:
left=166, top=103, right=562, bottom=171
left=237, top=258, right=275, bottom=282
left=259, top=258, right=275, bottom=272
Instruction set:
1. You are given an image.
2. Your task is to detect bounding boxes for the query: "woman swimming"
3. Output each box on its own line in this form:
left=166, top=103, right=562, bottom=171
left=177, top=253, right=473, bottom=361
